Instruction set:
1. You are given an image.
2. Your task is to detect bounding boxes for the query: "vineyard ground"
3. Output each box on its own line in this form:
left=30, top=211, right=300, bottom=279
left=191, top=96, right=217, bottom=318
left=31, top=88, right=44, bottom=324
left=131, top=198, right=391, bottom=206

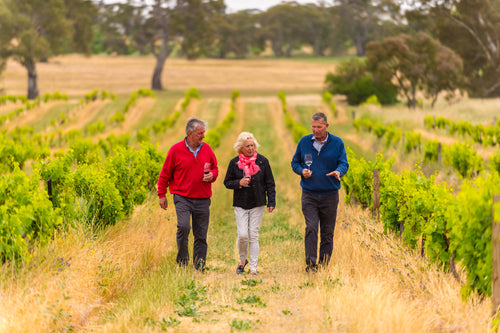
left=0, top=55, right=497, bottom=332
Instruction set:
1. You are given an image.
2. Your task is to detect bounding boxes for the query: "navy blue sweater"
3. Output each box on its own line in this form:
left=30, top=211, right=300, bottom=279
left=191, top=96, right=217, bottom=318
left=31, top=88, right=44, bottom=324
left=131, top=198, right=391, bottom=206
left=291, top=133, right=349, bottom=194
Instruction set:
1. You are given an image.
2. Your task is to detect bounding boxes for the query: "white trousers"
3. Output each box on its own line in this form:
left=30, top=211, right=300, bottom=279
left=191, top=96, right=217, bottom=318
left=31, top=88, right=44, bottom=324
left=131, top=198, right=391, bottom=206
left=234, top=206, right=265, bottom=272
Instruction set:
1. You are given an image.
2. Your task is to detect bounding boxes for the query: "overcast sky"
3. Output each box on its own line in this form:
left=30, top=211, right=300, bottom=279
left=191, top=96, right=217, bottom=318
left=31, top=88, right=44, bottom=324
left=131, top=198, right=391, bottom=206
left=104, top=1, right=319, bottom=13
left=224, top=0, right=318, bottom=13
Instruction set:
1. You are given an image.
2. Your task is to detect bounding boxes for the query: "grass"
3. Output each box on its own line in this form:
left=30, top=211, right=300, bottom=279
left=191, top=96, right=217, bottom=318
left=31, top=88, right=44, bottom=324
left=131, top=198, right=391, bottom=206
left=0, top=55, right=497, bottom=332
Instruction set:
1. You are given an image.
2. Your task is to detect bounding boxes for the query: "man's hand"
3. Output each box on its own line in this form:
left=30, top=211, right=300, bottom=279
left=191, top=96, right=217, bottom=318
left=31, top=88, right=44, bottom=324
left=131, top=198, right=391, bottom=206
left=267, top=207, right=275, bottom=213
left=159, top=197, right=168, bottom=210
left=302, top=168, right=312, bottom=178
left=326, top=170, right=341, bottom=180
left=203, top=171, right=213, bottom=182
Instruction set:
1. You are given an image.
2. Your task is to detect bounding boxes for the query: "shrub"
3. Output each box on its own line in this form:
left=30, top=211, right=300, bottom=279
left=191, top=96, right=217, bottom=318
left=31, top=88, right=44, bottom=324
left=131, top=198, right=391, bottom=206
left=443, top=142, right=483, bottom=178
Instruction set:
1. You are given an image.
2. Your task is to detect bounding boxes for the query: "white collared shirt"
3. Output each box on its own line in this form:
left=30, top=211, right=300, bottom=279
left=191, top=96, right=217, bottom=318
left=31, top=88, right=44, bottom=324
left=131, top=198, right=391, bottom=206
left=312, top=134, right=328, bottom=152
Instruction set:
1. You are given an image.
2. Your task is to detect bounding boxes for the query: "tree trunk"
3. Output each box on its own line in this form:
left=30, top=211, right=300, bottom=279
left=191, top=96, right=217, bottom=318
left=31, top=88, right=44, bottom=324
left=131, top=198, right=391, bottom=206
left=354, top=30, right=366, bottom=56
left=152, top=56, right=166, bottom=91
left=151, top=38, right=173, bottom=90
left=151, top=1, right=172, bottom=91
left=26, top=59, right=39, bottom=100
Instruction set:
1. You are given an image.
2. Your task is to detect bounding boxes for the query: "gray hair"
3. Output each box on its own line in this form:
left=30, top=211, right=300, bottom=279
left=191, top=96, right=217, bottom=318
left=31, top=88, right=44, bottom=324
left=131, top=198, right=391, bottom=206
left=185, top=117, right=207, bottom=135
left=233, top=132, right=260, bottom=153
left=312, top=112, right=327, bottom=124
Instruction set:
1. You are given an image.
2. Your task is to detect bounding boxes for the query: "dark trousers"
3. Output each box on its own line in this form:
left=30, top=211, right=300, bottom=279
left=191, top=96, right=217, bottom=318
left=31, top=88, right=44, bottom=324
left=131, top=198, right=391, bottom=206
left=173, top=194, right=211, bottom=270
left=301, top=191, right=339, bottom=267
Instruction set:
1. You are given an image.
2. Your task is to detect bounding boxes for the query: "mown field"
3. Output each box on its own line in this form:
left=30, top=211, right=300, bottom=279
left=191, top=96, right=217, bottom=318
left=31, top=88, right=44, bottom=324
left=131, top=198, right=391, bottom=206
left=0, top=55, right=497, bottom=332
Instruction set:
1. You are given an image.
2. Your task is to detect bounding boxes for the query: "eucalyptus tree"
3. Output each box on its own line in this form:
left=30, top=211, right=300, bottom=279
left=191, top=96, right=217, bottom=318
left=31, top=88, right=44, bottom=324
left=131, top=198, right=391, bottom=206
left=417, top=0, right=500, bottom=97
left=258, top=3, right=306, bottom=57
left=300, top=3, right=333, bottom=56
left=334, top=0, right=402, bottom=56
left=0, top=0, right=72, bottom=99
left=213, top=9, right=260, bottom=58
left=366, top=32, right=463, bottom=109
left=171, top=0, right=224, bottom=60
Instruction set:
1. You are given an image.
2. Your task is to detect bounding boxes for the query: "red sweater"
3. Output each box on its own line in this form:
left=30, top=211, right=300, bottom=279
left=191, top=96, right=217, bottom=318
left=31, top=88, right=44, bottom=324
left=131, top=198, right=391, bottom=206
left=157, top=140, right=218, bottom=199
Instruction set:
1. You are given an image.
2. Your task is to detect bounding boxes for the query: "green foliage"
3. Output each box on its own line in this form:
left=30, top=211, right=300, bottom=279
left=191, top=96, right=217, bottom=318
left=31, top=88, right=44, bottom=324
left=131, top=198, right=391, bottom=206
left=324, top=59, right=398, bottom=106
left=110, top=112, right=125, bottom=123
left=284, top=112, right=308, bottom=143
left=341, top=148, right=394, bottom=209
left=103, top=146, right=157, bottom=216
left=322, top=91, right=337, bottom=117
left=447, top=174, right=500, bottom=296
left=124, top=88, right=155, bottom=114
left=204, top=95, right=236, bottom=149
left=180, top=87, right=201, bottom=111
left=424, top=116, right=434, bottom=129
left=152, top=110, right=180, bottom=134
left=231, top=90, right=240, bottom=102
left=361, top=94, right=381, bottom=107
left=174, top=279, right=206, bottom=317
left=403, top=132, right=422, bottom=153
left=71, top=164, right=124, bottom=227
left=136, top=126, right=150, bottom=143
left=491, top=150, right=500, bottom=175
left=443, top=142, right=483, bottom=178
left=0, top=168, right=62, bottom=261
left=278, top=91, right=286, bottom=111
left=231, top=319, right=260, bottom=330
left=366, top=32, right=463, bottom=109
left=384, top=125, right=402, bottom=148
left=85, top=120, right=106, bottom=136
left=424, top=140, right=440, bottom=162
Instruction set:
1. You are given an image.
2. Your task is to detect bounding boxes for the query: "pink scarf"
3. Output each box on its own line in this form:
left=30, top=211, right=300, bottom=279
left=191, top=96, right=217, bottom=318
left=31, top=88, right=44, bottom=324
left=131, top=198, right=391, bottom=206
left=237, top=151, right=260, bottom=176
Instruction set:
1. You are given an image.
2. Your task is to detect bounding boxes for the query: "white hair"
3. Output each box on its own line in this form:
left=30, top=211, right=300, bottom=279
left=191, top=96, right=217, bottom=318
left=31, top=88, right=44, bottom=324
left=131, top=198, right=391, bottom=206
left=233, top=132, right=260, bottom=153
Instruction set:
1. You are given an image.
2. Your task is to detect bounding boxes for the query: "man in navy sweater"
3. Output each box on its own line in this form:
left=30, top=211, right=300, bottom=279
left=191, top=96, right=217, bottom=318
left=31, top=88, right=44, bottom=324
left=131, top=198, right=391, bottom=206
left=291, top=112, right=349, bottom=272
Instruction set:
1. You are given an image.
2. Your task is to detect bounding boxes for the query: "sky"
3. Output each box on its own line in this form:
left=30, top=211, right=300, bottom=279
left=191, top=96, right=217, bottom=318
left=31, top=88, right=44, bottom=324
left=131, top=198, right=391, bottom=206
left=224, top=0, right=318, bottom=13
left=104, top=1, right=319, bottom=13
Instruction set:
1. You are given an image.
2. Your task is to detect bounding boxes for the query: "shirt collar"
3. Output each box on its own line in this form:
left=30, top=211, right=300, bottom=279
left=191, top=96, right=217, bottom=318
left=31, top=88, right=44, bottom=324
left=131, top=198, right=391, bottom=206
left=311, top=133, right=328, bottom=144
left=185, top=138, right=203, bottom=157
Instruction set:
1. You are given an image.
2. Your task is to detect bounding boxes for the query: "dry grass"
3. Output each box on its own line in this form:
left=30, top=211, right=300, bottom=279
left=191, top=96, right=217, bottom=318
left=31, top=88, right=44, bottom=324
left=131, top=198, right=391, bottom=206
left=2, top=55, right=334, bottom=97
left=0, top=55, right=496, bottom=332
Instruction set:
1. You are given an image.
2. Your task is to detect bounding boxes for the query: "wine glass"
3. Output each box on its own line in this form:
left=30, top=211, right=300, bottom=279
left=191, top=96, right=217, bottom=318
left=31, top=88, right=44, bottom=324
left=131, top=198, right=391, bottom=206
left=243, top=168, right=251, bottom=187
left=304, top=154, right=313, bottom=169
left=203, top=162, right=211, bottom=175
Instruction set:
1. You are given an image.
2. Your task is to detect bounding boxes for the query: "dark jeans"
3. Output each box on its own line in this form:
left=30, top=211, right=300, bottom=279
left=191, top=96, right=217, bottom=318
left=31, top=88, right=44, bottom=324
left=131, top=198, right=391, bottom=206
left=173, top=194, right=211, bottom=270
left=301, top=191, right=339, bottom=267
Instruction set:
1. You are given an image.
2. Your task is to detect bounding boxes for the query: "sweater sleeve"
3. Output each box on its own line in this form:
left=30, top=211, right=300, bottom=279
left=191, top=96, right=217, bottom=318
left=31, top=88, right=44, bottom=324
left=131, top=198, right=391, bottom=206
left=157, top=150, right=174, bottom=198
left=223, top=159, right=241, bottom=190
left=291, top=137, right=306, bottom=175
left=335, top=140, right=349, bottom=177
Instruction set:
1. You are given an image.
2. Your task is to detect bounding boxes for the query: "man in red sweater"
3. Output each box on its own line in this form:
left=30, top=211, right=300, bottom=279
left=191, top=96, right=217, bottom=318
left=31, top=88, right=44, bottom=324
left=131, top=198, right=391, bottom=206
left=157, top=117, right=218, bottom=271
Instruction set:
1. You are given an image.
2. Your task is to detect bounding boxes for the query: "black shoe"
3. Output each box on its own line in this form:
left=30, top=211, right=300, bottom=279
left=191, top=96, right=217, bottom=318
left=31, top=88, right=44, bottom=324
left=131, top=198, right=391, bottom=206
left=305, top=264, right=318, bottom=273
left=236, top=259, right=248, bottom=274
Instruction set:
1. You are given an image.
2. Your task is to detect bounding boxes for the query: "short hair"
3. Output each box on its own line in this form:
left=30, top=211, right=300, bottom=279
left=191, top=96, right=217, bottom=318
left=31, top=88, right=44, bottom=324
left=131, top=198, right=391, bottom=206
left=185, top=117, right=207, bottom=135
left=312, top=112, right=327, bottom=124
left=233, top=132, right=260, bottom=153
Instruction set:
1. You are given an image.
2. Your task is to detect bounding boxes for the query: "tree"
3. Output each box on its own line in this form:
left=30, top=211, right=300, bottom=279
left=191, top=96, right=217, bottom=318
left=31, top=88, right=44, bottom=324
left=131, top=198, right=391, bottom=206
left=366, top=32, right=463, bottom=109
left=420, top=0, right=500, bottom=97
left=150, top=0, right=174, bottom=91
left=171, top=0, right=223, bottom=60
left=324, top=58, right=398, bottom=105
left=298, top=4, right=333, bottom=56
left=212, top=10, right=259, bottom=58
left=0, top=0, right=95, bottom=99
left=65, top=0, right=97, bottom=55
left=334, top=0, right=402, bottom=56
left=258, top=3, right=305, bottom=57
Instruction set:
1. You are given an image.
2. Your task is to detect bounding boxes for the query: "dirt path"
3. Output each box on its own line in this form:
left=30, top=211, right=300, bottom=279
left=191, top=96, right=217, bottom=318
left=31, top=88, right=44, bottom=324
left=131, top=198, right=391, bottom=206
left=63, top=100, right=109, bottom=133
left=113, top=97, right=156, bottom=136
left=6, top=101, right=63, bottom=128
